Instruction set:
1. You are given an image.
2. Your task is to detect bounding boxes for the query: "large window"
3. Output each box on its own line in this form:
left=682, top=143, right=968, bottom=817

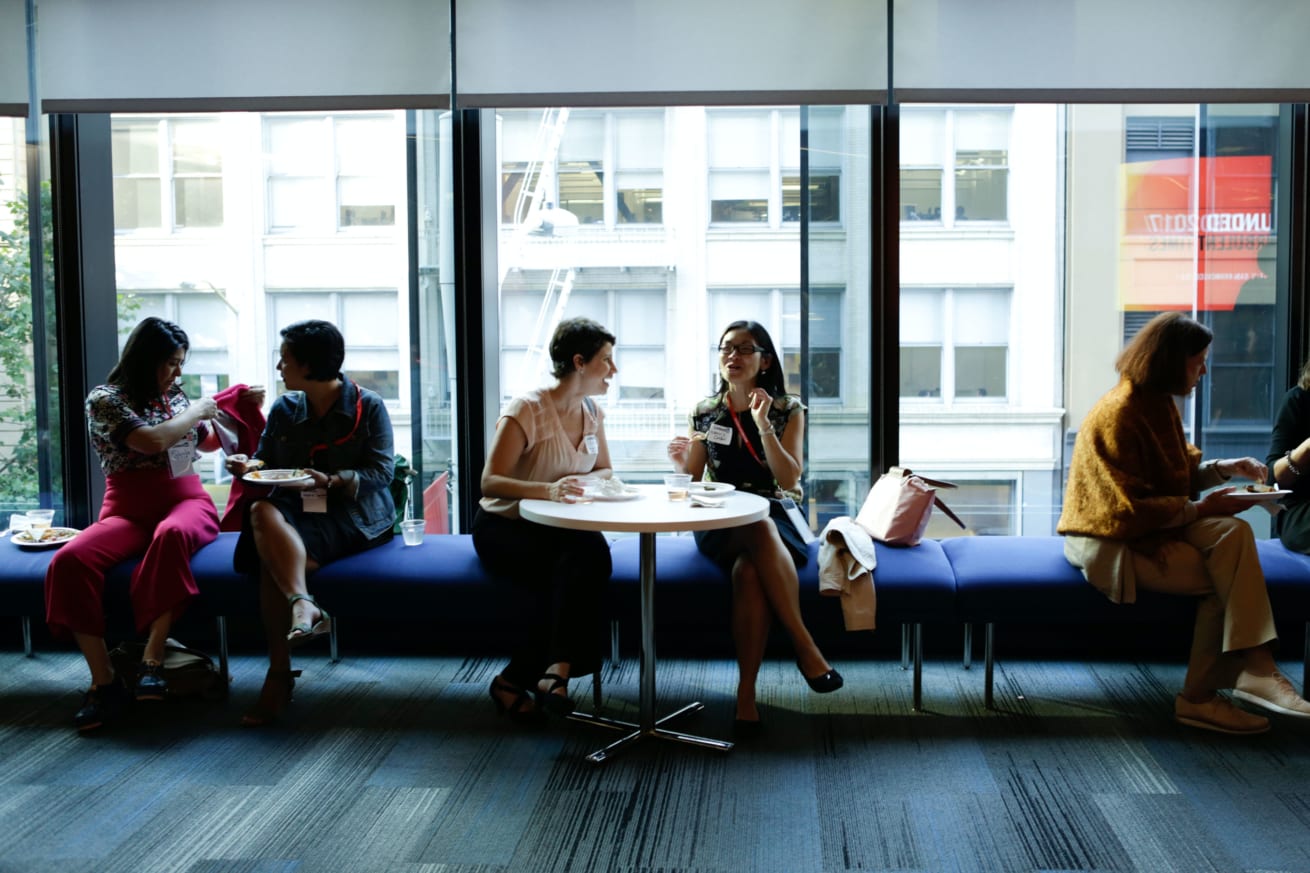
left=496, top=106, right=868, bottom=485
left=0, top=118, right=60, bottom=516
left=112, top=117, right=223, bottom=231
left=111, top=110, right=424, bottom=518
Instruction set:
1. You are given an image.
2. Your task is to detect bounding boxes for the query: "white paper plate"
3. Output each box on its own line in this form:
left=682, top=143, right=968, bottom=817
left=243, top=468, right=312, bottom=485
left=12, top=527, right=78, bottom=549
left=1229, top=489, right=1293, bottom=502
left=688, top=481, right=736, bottom=495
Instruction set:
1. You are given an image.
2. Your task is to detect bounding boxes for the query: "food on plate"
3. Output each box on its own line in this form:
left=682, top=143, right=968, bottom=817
left=16, top=527, right=75, bottom=544
left=594, top=477, right=635, bottom=497
left=247, top=468, right=307, bottom=481
left=1244, top=484, right=1276, bottom=493
left=246, top=459, right=266, bottom=470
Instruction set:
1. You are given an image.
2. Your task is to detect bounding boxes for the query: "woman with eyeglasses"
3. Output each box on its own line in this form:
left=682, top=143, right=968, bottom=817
left=225, top=320, right=395, bottom=726
left=667, top=320, right=842, bottom=735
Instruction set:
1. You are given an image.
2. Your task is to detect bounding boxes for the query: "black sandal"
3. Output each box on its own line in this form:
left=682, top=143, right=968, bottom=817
left=535, top=671, right=575, bottom=716
left=489, top=676, right=547, bottom=726
left=241, top=668, right=302, bottom=727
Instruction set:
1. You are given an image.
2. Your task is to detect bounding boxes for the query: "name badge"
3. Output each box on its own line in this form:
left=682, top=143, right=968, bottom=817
left=167, top=438, right=196, bottom=479
left=301, top=488, right=328, bottom=513
left=582, top=434, right=599, bottom=455
left=706, top=424, right=733, bottom=445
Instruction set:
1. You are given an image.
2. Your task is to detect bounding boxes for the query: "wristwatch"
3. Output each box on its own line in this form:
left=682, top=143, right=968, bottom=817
left=1287, top=449, right=1303, bottom=478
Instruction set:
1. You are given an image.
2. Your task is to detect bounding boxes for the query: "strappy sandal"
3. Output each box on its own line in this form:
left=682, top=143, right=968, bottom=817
left=489, top=676, right=547, bottom=726
left=241, top=668, right=302, bottom=727
left=286, top=593, right=331, bottom=648
left=535, top=671, right=575, bottom=716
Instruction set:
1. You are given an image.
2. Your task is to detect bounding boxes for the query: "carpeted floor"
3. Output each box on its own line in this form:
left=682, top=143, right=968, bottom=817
left=2, top=650, right=1310, bottom=873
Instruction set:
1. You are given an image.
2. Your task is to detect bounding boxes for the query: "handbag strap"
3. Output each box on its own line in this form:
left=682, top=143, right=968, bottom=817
left=933, top=495, right=967, bottom=529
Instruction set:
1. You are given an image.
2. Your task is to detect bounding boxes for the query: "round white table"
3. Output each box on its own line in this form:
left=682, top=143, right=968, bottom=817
left=520, top=484, right=768, bottom=764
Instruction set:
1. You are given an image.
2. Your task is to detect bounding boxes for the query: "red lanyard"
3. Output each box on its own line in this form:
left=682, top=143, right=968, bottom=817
left=308, top=381, right=363, bottom=465
left=726, top=402, right=768, bottom=469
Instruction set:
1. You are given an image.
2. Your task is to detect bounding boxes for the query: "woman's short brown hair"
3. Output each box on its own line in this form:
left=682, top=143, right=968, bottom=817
left=1115, top=312, right=1213, bottom=394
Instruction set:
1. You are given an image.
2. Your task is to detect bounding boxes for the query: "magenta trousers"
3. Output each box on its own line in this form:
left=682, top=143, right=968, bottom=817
left=45, top=468, right=219, bottom=639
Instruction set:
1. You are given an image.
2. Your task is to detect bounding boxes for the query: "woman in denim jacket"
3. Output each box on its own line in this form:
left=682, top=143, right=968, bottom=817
left=226, top=320, right=395, bottom=725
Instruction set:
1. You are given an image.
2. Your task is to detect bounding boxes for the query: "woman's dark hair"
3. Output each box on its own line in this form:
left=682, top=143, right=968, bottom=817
left=280, top=320, right=345, bottom=382
left=107, top=317, right=190, bottom=409
left=1115, top=311, right=1213, bottom=394
left=549, top=317, right=616, bottom=378
left=716, top=320, right=786, bottom=397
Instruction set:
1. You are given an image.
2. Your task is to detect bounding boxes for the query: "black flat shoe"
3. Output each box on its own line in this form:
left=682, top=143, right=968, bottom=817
left=490, top=676, right=547, bottom=727
left=135, top=660, right=167, bottom=701
left=798, top=659, right=844, bottom=694
left=74, top=680, right=130, bottom=733
left=535, top=672, right=576, bottom=716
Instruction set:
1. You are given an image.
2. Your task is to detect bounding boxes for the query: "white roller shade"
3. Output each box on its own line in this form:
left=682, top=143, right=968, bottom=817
left=38, top=0, right=451, bottom=112
left=456, top=0, right=887, bottom=107
left=1, top=0, right=26, bottom=115
left=895, top=0, right=1310, bottom=100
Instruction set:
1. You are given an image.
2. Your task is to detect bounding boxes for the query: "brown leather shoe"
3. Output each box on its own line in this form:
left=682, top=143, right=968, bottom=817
left=1174, top=694, right=1270, bottom=735
left=1232, top=671, right=1310, bottom=718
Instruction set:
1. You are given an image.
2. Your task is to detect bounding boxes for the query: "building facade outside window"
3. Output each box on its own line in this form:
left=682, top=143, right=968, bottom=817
left=111, top=116, right=223, bottom=231
left=900, top=107, right=1010, bottom=224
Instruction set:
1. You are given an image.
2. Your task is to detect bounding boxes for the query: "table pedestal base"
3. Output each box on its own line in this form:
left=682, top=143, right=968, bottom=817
left=569, top=702, right=733, bottom=764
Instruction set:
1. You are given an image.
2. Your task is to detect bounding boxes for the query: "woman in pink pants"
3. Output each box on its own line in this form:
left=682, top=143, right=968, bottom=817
left=45, top=317, right=263, bottom=733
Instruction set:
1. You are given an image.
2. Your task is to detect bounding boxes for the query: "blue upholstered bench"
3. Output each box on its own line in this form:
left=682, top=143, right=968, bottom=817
left=942, top=535, right=1310, bottom=708
left=607, top=534, right=958, bottom=711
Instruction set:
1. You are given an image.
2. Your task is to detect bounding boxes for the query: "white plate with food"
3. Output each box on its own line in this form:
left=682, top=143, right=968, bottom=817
left=243, top=468, right=312, bottom=485
left=1229, top=486, right=1293, bottom=502
left=688, top=481, right=736, bottom=496
left=12, top=527, right=79, bottom=549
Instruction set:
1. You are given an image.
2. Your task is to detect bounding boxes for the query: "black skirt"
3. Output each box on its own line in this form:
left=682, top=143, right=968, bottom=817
left=233, top=492, right=391, bottom=574
left=693, top=498, right=809, bottom=573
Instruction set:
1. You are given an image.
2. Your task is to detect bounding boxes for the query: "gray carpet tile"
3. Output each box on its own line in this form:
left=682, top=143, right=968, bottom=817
left=4, top=650, right=1310, bottom=873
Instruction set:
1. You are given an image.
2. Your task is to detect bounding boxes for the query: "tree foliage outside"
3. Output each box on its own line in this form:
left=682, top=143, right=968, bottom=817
left=0, top=178, right=58, bottom=506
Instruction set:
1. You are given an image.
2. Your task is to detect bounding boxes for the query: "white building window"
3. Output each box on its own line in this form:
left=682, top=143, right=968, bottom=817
left=901, top=108, right=1010, bottom=224
left=500, top=110, right=665, bottom=228
left=265, top=115, right=399, bottom=233
left=901, top=287, right=1011, bottom=400
left=709, top=108, right=844, bottom=226
left=268, top=290, right=401, bottom=400
left=112, top=117, right=223, bottom=231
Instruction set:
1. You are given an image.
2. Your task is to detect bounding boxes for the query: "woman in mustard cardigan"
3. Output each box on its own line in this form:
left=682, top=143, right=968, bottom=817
left=1059, top=312, right=1310, bottom=735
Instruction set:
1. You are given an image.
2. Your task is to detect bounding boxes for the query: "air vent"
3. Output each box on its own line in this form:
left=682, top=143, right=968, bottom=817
left=1126, top=117, right=1195, bottom=153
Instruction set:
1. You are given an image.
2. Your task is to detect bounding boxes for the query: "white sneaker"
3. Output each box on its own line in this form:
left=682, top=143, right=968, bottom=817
left=1174, top=694, right=1270, bottom=735
left=1232, top=671, right=1310, bottom=719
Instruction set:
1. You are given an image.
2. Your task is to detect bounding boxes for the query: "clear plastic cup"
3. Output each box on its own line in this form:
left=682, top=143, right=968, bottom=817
left=401, top=519, right=425, bottom=546
left=25, top=509, right=54, bottom=534
left=9, top=513, right=30, bottom=534
left=575, top=476, right=599, bottom=504
left=664, top=473, right=692, bottom=501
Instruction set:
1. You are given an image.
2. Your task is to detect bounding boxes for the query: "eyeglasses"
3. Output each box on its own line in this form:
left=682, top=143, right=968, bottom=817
left=718, top=342, right=765, bottom=357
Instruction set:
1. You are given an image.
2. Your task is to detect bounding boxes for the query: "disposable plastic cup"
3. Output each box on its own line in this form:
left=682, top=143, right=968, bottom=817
left=576, top=476, right=599, bottom=504
left=664, top=473, right=692, bottom=502
left=401, top=519, right=425, bottom=546
left=9, top=513, right=29, bottom=533
left=25, top=509, right=54, bottom=533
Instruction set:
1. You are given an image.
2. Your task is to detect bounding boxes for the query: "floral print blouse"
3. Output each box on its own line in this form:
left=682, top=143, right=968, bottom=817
left=688, top=392, right=806, bottom=501
left=86, top=383, right=203, bottom=475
